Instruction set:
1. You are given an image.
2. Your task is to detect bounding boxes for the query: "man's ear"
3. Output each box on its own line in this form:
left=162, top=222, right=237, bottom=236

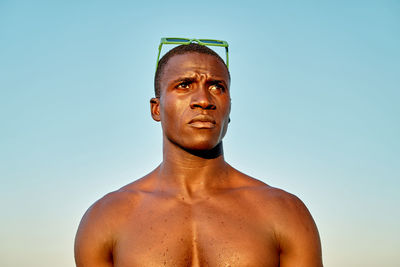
left=150, top=98, right=161, bottom=121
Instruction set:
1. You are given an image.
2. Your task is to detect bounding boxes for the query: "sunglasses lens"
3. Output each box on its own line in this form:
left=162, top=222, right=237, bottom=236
left=199, top=39, right=224, bottom=44
left=165, top=38, right=190, bottom=42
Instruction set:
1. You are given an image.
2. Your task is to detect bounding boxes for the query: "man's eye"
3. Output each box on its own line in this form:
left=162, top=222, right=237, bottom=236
left=209, top=84, right=225, bottom=93
left=176, top=82, right=190, bottom=89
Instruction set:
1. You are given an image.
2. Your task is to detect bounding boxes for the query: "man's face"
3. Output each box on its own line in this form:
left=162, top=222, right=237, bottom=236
left=151, top=52, right=231, bottom=151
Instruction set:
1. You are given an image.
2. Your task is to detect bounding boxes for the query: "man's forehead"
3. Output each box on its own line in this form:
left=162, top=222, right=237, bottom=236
left=162, top=52, right=229, bottom=80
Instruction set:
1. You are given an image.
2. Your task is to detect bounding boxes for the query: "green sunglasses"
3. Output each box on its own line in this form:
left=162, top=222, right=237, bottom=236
left=155, top=37, right=229, bottom=71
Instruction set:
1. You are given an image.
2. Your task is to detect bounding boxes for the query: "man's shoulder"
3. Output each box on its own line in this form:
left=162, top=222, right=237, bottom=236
left=74, top=173, right=159, bottom=264
left=231, top=168, right=310, bottom=220
left=231, top=168, right=293, bottom=197
left=233, top=170, right=320, bottom=255
left=85, top=188, right=138, bottom=220
left=237, top=175, right=322, bottom=265
left=80, top=173, right=157, bottom=228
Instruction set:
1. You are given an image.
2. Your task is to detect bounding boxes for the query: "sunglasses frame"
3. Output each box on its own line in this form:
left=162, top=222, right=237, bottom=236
left=155, top=37, right=229, bottom=71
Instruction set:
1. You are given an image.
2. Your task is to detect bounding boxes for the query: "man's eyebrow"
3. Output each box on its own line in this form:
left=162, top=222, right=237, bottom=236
left=170, top=77, right=228, bottom=86
left=208, top=79, right=225, bottom=84
left=171, top=77, right=196, bottom=84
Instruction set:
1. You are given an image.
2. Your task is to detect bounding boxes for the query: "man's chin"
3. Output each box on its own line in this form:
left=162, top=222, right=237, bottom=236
left=182, top=141, right=223, bottom=159
left=184, top=138, right=218, bottom=150
left=166, top=135, right=223, bottom=157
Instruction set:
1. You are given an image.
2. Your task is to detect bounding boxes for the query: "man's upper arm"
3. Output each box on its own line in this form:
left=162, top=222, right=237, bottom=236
left=74, top=198, right=114, bottom=267
left=277, top=193, right=323, bottom=267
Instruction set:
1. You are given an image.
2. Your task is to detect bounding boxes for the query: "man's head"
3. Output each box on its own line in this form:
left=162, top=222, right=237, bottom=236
left=150, top=45, right=231, bottom=152
left=154, top=43, right=230, bottom=98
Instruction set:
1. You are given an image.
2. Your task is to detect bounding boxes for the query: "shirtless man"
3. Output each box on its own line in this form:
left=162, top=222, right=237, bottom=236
left=74, top=42, right=322, bottom=266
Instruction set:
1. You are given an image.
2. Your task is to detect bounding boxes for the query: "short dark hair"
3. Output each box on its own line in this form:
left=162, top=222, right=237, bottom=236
left=154, top=43, right=230, bottom=97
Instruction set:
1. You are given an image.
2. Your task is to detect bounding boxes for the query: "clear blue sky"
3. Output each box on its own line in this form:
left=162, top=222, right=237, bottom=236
left=1, top=1, right=399, bottom=266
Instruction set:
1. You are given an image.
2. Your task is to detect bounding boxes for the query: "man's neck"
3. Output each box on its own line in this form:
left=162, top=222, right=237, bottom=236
left=155, top=140, right=231, bottom=199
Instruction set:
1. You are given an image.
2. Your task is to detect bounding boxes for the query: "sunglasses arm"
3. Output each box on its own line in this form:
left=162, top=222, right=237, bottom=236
left=155, top=43, right=163, bottom=71
left=225, top=47, right=229, bottom=69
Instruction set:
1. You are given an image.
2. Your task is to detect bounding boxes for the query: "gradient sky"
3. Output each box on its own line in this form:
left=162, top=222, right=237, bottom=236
left=1, top=1, right=399, bottom=266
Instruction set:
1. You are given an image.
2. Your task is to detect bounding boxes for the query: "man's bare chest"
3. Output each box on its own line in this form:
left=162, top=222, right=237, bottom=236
left=112, top=195, right=280, bottom=266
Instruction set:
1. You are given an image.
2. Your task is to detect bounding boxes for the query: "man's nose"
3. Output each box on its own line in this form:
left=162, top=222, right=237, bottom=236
left=190, top=86, right=216, bottom=110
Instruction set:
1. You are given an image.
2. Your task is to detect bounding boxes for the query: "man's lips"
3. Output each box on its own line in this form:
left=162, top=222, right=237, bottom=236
left=188, top=115, right=216, bottom=129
